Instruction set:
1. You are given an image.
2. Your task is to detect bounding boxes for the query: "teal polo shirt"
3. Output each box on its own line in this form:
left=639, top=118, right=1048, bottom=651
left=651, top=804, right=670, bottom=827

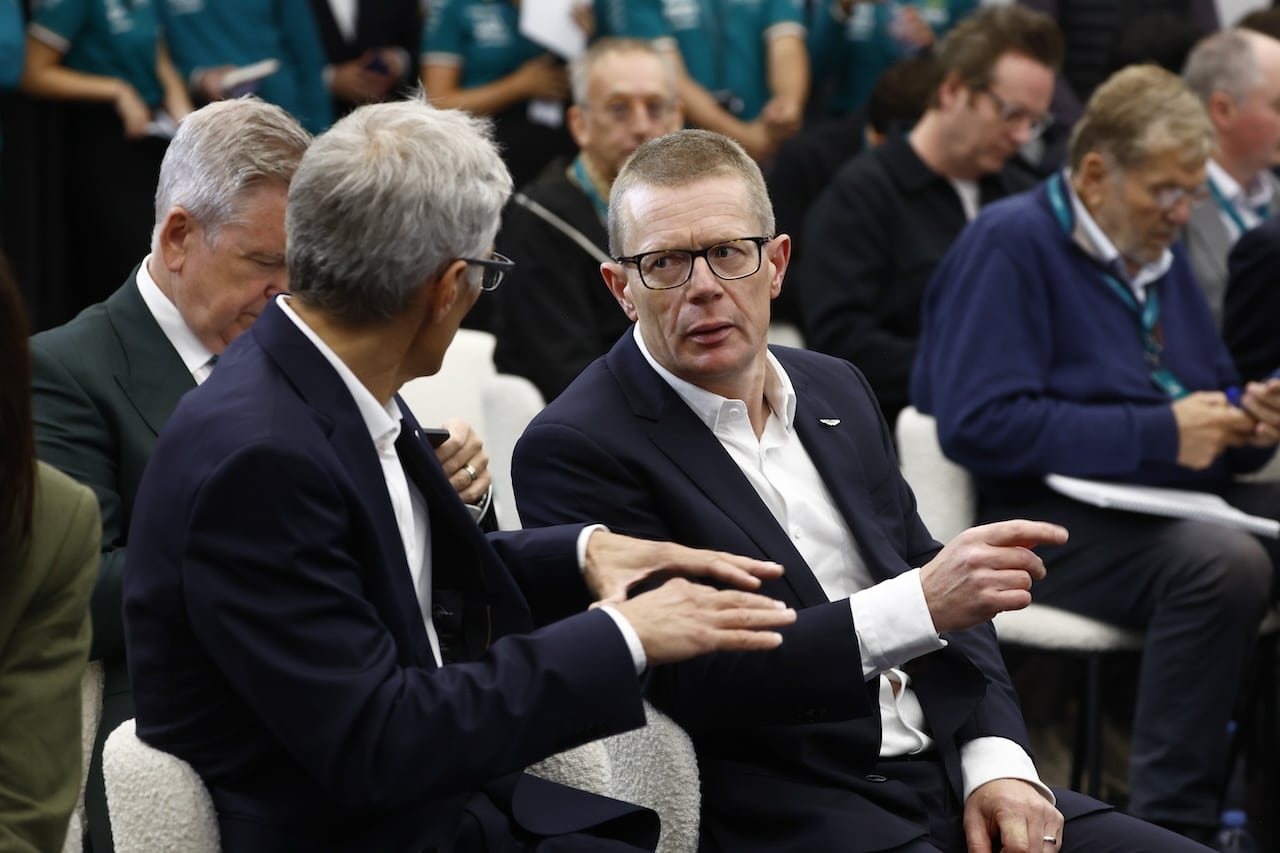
left=159, top=0, right=332, bottom=133
left=809, top=0, right=977, bottom=116
left=421, top=0, right=544, bottom=89
left=30, top=0, right=163, bottom=106
left=614, top=0, right=805, bottom=120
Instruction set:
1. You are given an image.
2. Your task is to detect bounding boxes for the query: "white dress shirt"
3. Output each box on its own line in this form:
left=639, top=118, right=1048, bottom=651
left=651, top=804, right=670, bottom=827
left=634, top=327, right=1050, bottom=803
left=1066, top=173, right=1172, bottom=300
left=135, top=255, right=219, bottom=384
left=1207, top=158, right=1272, bottom=242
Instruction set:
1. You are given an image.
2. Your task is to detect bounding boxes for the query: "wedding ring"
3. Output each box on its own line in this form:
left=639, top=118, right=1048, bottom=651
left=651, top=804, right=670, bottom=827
left=463, top=464, right=477, bottom=483
left=1042, top=836, right=1057, bottom=844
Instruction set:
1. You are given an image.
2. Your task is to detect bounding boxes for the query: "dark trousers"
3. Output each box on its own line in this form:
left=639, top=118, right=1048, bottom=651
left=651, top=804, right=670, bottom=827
left=980, top=483, right=1279, bottom=829
left=876, top=757, right=1211, bottom=852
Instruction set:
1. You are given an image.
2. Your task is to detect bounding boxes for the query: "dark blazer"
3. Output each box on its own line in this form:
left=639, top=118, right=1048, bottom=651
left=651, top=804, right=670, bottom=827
left=123, top=300, right=657, bottom=852
left=795, top=133, right=1033, bottom=428
left=0, top=463, right=98, bottom=853
left=1224, top=214, right=1280, bottom=382
left=513, top=333, right=1100, bottom=851
left=30, top=270, right=195, bottom=852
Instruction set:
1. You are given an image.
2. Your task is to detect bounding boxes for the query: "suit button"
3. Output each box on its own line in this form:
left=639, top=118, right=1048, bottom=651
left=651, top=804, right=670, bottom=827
left=865, top=774, right=887, bottom=783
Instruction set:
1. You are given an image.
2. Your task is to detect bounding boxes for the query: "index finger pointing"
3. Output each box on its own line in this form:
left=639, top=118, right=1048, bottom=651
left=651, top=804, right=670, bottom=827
left=971, top=519, right=1068, bottom=549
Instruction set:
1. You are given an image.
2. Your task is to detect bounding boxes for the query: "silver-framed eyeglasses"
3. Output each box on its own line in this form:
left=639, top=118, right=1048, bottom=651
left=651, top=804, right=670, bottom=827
left=1150, top=183, right=1210, bottom=212
left=981, top=89, right=1053, bottom=141
left=614, top=236, right=775, bottom=291
left=460, top=252, right=515, bottom=291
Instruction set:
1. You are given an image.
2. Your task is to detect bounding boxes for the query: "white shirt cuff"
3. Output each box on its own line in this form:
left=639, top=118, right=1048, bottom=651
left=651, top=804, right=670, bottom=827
left=960, top=736, right=1056, bottom=806
left=465, top=484, right=493, bottom=524
left=848, top=568, right=946, bottom=678
left=576, top=523, right=608, bottom=569
left=598, top=604, right=647, bottom=674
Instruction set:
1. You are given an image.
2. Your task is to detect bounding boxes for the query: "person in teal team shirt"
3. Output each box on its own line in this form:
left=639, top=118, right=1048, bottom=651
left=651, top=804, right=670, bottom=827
left=420, top=0, right=579, bottom=211
left=159, top=0, right=333, bottom=134
left=0, top=0, right=22, bottom=152
left=810, top=0, right=977, bottom=116
left=21, top=0, right=192, bottom=312
left=607, top=0, right=809, bottom=162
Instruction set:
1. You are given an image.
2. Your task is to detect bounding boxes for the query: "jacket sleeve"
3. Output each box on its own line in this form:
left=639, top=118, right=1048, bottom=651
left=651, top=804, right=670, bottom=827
left=0, top=471, right=98, bottom=853
left=30, top=342, right=129, bottom=663
left=513, top=418, right=871, bottom=733
left=168, top=440, right=645, bottom=808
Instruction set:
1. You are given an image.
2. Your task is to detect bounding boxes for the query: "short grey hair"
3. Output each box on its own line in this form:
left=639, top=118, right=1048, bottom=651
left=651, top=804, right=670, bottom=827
left=1183, top=29, right=1264, bottom=106
left=569, top=37, right=675, bottom=106
left=1069, top=64, right=1215, bottom=171
left=286, top=99, right=512, bottom=324
left=608, top=129, right=774, bottom=256
left=151, top=97, right=310, bottom=249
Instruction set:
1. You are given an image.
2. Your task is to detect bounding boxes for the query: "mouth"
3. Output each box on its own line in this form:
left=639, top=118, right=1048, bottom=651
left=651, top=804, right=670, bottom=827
left=686, top=322, right=734, bottom=345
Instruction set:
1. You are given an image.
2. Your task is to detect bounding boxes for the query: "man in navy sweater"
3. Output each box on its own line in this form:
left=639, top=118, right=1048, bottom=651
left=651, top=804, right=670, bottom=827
left=913, top=64, right=1280, bottom=844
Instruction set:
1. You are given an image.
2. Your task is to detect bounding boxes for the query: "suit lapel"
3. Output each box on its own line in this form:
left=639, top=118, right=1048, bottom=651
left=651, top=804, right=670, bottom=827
left=105, top=273, right=197, bottom=436
left=608, top=335, right=830, bottom=607
left=251, top=302, right=429, bottom=657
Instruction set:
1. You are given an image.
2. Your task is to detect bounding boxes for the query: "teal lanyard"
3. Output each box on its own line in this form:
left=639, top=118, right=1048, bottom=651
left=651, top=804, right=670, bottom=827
left=1047, top=173, right=1187, bottom=398
left=1207, top=177, right=1271, bottom=236
left=571, top=155, right=609, bottom=224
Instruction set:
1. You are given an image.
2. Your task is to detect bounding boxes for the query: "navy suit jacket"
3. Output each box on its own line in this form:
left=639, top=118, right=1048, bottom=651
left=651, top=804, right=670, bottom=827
left=123, top=301, right=657, bottom=852
left=514, top=333, right=1098, bottom=851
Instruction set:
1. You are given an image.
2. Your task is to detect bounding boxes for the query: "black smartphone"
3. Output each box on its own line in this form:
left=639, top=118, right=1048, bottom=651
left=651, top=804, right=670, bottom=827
left=421, top=427, right=451, bottom=448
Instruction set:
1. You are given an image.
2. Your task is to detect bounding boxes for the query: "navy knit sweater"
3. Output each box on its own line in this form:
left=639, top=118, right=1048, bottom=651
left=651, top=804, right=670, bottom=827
left=911, top=178, right=1272, bottom=500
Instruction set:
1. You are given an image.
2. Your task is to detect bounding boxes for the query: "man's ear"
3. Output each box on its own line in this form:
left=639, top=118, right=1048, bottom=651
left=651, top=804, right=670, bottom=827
left=427, top=259, right=469, bottom=323
left=601, top=262, right=639, bottom=321
left=567, top=104, right=588, bottom=149
left=936, top=71, right=966, bottom=111
left=1076, top=152, right=1111, bottom=208
left=766, top=234, right=791, bottom=300
left=157, top=207, right=197, bottom=272
left=1206, top=90, right=1237, bottom=130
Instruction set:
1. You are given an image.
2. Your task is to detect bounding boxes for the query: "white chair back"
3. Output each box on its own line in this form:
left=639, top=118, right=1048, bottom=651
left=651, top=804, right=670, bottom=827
left=397, top=330, right=546, bottom=530
left=102, top=719, right=220, bottom=852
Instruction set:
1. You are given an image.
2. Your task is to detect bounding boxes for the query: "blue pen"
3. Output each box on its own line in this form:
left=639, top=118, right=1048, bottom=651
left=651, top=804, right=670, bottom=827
left=1225, top=386, right=1244, bottom=408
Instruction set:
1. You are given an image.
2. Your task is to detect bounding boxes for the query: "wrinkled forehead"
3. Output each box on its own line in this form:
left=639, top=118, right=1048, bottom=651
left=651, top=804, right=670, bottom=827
left=619, top=177, right=759, bottom=251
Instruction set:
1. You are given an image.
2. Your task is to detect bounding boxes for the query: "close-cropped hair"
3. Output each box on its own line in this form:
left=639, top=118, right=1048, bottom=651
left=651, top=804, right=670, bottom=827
left=608, top=129, right=774, bottom=256
left=570, top=37, right=675, bottom=107
left=0, top=254, right=34, bottom=552
left=286, top=98, right=513, bottom=325
left=1183, top=29, right=1264, bottom=106
left=1069, top=64, right=1215, bottom=171
left=151, top=97, right=311, bottom=248
left=928, top=5, right=1064, bottom=108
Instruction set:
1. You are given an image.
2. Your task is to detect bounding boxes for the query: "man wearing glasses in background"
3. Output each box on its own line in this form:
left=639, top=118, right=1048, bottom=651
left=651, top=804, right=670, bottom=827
left=492, top=37, right=683, bottom=402
left=795, top=4, right=1060, bottom=430
left=914, top=65, right=1280, bottom=845
left=513, top=128, right=1203, bottom=851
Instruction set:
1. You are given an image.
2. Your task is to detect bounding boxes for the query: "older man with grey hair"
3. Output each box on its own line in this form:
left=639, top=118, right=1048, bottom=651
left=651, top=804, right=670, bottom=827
left=30, top=96, right=312, bottom=853
left=915, top=64, right=1280, bottom=844
left=1182, top=27, right=1280, bottom=324
left=122, top=99, right=796, bottom=852
left=492, top=37, right=683, bottom=401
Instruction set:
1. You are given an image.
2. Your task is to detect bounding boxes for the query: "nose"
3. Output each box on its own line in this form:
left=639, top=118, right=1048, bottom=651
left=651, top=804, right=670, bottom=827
left=684, top=256, right=724, bottom=299
left=1164, top=196, right=1195, bottom=226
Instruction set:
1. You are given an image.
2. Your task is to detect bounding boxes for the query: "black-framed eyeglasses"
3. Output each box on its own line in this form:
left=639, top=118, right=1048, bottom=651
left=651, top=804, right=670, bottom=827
left=980, top=89, right=1053, bottom=141
left=460, top=252, right=515, bottom=292
left=614, top=236, right=774, bottom=291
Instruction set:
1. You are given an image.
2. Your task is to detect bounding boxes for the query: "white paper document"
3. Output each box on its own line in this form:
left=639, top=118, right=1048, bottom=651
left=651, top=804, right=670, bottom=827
left=1045, top=474, right=1280, bottom=538
left=519, top=0, right=587, bottom=60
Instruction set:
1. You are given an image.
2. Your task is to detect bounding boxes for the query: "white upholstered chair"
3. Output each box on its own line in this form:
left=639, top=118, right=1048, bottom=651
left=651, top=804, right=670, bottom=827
left=894, top=406, right=1145, bottom=796
left=61, top=660, right=104, bottom=853
left=102, top=719, right=220, bottom=852
left=396, top=329, right=546, bottom=530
